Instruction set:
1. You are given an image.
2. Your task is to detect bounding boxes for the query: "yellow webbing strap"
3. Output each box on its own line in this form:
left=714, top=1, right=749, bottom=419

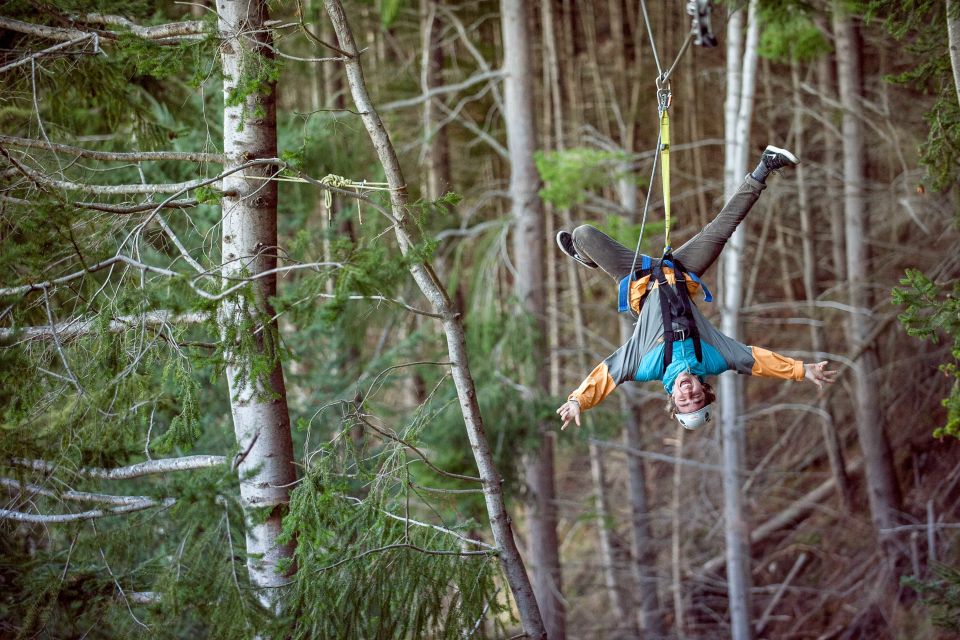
left=659, top=105, right=671, bottom=251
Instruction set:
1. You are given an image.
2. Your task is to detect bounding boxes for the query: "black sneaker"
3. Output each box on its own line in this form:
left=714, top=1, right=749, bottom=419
left=761, top=145, right=800, bottom=172
left=556, top=231, right=598, bottom=269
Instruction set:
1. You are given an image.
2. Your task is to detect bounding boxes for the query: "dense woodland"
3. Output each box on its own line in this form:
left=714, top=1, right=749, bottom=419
left=0, top=0, right=958, bottom=638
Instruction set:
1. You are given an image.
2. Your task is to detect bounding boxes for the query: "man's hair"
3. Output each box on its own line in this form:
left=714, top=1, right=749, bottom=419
left=665, top=382, right=716, bottom=418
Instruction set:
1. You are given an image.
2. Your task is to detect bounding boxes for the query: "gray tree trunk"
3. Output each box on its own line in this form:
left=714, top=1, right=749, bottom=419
left=500, top=1, right=565, bottom=638
left=419, top=0, right=451, bottom=200
left=833, top=6, right=903, bottom=555
left=323, top=1, right=546, bottom=636
left=948, top=0, right=960, bottom=105
left=217, top=0, right=298, bottom=607
left=791, top=59, right=854, bottom=510
left=721, top=3, right=759, bottom=638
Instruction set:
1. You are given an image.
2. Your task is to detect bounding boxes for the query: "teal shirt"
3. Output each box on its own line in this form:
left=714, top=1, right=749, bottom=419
left=633, top=338, right=732, bottom=393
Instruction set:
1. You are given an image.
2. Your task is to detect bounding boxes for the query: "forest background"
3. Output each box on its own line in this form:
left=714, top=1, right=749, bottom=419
left=0, top=0, right=958, bottom=638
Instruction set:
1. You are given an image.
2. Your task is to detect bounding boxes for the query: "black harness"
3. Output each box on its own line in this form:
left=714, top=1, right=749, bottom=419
left=651, top=253, right=703, bottom=368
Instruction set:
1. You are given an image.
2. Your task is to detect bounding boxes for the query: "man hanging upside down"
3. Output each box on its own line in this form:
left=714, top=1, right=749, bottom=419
left=555, top=145, right=838, bottom=430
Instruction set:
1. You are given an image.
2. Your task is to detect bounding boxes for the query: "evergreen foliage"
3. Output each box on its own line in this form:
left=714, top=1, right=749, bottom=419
left=892, top=270, right=960, bottom=439
left=0, top=2, right=505, bottom=636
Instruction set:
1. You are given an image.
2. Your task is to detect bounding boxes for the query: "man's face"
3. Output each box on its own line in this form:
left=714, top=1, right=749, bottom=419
left=672, top=372, right=707, bottom=413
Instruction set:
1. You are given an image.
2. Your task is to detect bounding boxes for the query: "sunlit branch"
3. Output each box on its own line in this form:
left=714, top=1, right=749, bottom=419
left=75, top=14, right=207, bottom=41
left=0, top=477, right=169, bottom=506
left=0, top=498, right=176, bottom=523
left=10, top=455, right=228, bottom=479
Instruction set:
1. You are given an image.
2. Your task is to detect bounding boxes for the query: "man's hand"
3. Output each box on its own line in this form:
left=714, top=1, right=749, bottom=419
left=804, top=361, right=839, bottom=389
left=556, top=400, right=581, bottom=431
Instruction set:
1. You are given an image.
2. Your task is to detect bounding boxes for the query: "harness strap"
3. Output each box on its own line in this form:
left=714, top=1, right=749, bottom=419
left=652, top=253, right=703, bottom=368
left=617, top=256, right=713, bottom=313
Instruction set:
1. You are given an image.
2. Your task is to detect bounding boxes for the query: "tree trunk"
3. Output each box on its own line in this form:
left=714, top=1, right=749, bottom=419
left=217, top=0, right=298, bottom=608
left=791, top=58, right=854, bottom=510
left=419, top=0, right=451, bottom=200
left=620, top=322, right=667, bottom=638
left=721, top=3, right=759, bottom=638
left=833, top=6, right=903, bottom=556
left=948, top=0, right=960, bottom=105
left=500, top=2, right=565, bottom=637
left=322, top=1, right=546, bottom=636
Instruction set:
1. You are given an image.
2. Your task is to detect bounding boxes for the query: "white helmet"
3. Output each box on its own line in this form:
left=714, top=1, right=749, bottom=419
left=675, top=404, right=714, bottom=430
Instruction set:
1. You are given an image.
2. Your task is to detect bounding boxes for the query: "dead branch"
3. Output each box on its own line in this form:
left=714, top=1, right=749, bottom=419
left=0, top=135, right=223, bottom=164
left=0, top=311, right=207, bottom=341
left=0, top=498, right=175, bottom=523
left=10, top=455, right=228, bottom=479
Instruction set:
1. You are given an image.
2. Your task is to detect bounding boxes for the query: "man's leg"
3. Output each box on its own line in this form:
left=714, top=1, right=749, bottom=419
left=673, top=145, right=798, bottom=276
left=571, top=225, right=647, bottom=282
left=672, top=175, right=765, bottom=277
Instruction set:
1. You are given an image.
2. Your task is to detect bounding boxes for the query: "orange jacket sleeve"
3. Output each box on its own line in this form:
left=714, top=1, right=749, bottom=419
left=749, top=346, right=804, bottom=381
left=568, top=362, right=618, bottom=411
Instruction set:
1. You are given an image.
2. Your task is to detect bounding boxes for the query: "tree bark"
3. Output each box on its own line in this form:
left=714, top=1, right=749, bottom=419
left=948, top=0, right=960, bottom=105
left=833, top=6, right=903, bottom=558
left=322, top=2, right=546, bottom=636
left=419, top=0, right=451, bottom=200
left=721, top=3, right=759, bottom=638
left=217, top=0, right=298, bottom=608
left=791, top=58, right=854, bottom=510
left=500, top=2, right=565, bottom=638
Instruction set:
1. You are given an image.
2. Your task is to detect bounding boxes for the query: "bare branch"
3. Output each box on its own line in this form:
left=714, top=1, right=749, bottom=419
left=379, top=69, right=505, bottom=112
left=0, top=477, right=169, bottom=506
left=0, top=135, right=223, bottom=164
left=10, top=455, right=228, bottom=479
left=312, top=292, right=442, bottom=319
left=0, top=311, right=207, bottom=341
left=0, top=34, right=96, bottom=74
left=0, top=498, right=175, bottom=523
left=1, top=148, right=223, bottom=194
left=0, top=16, right=91, bottom=42
left=0, top=254, right=179, bottom=298
left=74, top=199, right=201, bottom=214
left=75, top=14, right=208, bottom=41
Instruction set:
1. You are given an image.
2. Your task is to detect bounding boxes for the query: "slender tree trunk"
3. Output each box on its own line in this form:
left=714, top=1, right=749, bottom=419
left=419, top=0, right=451, bottom=200
left=620, top=324, right=667, bottom=638
left=323, top=1, right=546, bottom=636
left=791, top=58, right=854, bottom=510
left=833, top=6, right=902, bottom=558
left=500, top=2, right=565, bottom=637
left=721, top=3, right=759, bottom=638
left=948, top=0, right=960, bottom=105
left=217, top=0, right=298, bottom=608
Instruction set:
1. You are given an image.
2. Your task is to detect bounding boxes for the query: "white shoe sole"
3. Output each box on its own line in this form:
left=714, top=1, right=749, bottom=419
left=764, top=145, right=799, bottom=165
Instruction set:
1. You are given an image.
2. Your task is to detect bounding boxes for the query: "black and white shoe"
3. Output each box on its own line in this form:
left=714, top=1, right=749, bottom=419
left=556, top=231, right=598, bottom=269
left=761, top=145, right=799, bottom=172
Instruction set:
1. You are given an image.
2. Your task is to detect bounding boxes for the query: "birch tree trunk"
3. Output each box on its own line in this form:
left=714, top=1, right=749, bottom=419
left=721, top=3, right=759, bottom=638
left=322, top=1, right=545, bottom=636
left=500, top=2, right=565, bottom=637
left=833, top=6, right=903, bottom=558
left=948, top=0, right=960, bottom=105
left=217, top=0, right=298, bottom=607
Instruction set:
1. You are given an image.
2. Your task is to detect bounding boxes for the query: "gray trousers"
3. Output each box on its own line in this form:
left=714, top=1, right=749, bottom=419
left=572, top=175, right=766, bottom=281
